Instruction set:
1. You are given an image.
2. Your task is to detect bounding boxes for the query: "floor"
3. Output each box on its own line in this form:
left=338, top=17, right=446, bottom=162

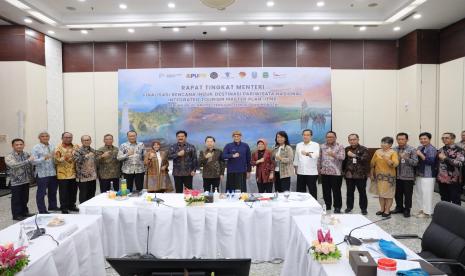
left=0, top=180, right=441, bottom=276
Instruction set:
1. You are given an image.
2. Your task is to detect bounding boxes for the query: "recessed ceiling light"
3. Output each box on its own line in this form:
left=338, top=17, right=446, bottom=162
left=78, top=0, right=86, bottom=2
left=413, top=13, right=422, bottom=19
left=23, top=18, right=33, bottom=24
left=393, top=26, right=401, bottom=31
left=172, top=27, right=180, bottom=32
left=119, top=3, right=127, bottom=9
left=220, top=26, right=227, bottom=31
left=5, top=0, right=30, bottom=10
left=266, top=26, right=273, bottom=31
left=266, top=1, right=274, bottom=7
left=316, top=1, right=325, bottom=7
left=28, top=11, right=57, bottom=25
left=168, top=2, right=175, bottom=8
left=313, top=26, right=320, bottom=31
left=81, top=29, right=88, bottom=34
left=359, top=26, right=367, bottom=31
left=47, top=30, right=55, bottom=34
left=25, top=30, right=34, bottom=36
left=128, top=28, right=135, bottom=33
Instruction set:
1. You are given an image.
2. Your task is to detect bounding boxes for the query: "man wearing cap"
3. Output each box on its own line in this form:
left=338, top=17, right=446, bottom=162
left=222, top=131, right=251, bottom=192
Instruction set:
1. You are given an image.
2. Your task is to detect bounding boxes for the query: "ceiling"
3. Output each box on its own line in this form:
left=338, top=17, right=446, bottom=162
left=0, top=0, right=464, bottom=42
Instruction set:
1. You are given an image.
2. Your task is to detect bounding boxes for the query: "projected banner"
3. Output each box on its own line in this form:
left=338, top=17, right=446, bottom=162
left=118, top=67, right=331, bottom=149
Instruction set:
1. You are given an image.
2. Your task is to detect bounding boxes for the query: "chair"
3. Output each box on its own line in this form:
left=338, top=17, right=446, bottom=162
left=393, top=201, right=465, bottom=276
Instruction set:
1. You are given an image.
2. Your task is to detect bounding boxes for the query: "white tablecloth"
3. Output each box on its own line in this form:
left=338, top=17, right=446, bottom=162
left=281, top=214, right=423, bottom=276
left=0, top=214, right=105, bottom=276
left=79, top=192, right=322, bottom=261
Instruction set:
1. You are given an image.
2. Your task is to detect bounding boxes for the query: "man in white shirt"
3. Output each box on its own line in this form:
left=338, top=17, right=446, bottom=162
left=294, top=129, right=320, bottom=199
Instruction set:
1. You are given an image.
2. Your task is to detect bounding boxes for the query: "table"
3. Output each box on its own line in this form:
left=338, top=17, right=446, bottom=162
left=281, top=214, right=423, bottom=276
left=0, top=214, right=105, bottom=276
left=79, top=192, right=322, bottom=261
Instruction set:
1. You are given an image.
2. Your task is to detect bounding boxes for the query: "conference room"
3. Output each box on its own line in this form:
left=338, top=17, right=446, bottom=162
left=1, top=0, right=465, bottom=275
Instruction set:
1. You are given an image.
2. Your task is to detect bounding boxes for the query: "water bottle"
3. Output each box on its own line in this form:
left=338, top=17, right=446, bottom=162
left=321, top=205, right=329, bottom=231
left=213, top=188, right=220, bottom=202
left=17, top=222, right=29, bottom=247
left=110, top=181, right=114, bottom=191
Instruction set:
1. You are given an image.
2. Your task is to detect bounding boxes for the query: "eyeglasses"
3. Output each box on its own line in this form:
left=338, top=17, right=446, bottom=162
left=441, top=137, right=450, bottom=140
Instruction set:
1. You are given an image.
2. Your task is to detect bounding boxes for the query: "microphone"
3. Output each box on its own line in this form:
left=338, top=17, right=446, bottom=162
left=28, top=214, right=46, bottom=240
left=344, top=217, right=391, bottom=246
left=140, top=226, right=156, bottom=259
left=153, top=192, right=164, bottom=204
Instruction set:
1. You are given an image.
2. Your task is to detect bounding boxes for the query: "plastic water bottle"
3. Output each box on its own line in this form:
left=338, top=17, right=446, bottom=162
left=213, top=188, right=220, bottom=202
left=321, top=205, right=329, bottom=231
left=110, top=181, right=114, bottom=192
left=17, top=222, right=29, bottom=247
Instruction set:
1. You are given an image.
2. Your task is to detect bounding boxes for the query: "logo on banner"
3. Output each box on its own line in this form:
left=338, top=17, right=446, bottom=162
left=210, top=72, right=218, bottom=79
left=263, top=72, right=269, bottom=78
left=273, top=72, right=286, bottom=78
left=251, top=72, right=258, bottom=79
left=239, top=72, right=247, bottom=78
left=222, top=72, right=233, bottom=79
left=186, top=73, right=207, bottom=78
left=166, top=73, right=182, bottom=78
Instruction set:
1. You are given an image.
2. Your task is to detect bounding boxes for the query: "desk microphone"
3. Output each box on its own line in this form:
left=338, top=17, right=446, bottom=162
left=153, top=192, right=165, bottom=205
left=28, top=214, right=46, bottom=240
left=140, top=226, right=156, bottom=259
left=344, top=216, right=391, bottom=246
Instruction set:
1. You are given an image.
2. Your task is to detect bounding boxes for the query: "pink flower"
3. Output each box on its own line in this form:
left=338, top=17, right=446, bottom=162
left=317, top=229, right=324, bottom=243
left=324, top=230, right=333, bottom=243
left=191, top=190, right=200, bottom=197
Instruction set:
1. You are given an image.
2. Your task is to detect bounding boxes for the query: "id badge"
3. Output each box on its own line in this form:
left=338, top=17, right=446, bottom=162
left=401, top=158, right=405, bottom=164
left=352, top=158, right=357, bottom=164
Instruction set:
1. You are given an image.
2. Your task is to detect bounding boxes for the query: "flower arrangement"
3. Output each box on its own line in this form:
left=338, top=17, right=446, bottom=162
left=310, top=229, right=341, bottom=263
left=183, top=188, right=205, bottom=206
left=0, top=243, right=29, bottom=276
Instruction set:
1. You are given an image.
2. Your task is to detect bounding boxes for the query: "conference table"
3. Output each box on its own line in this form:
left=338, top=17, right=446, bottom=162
left=79, top=192, right=322, bottom=261
left=281, top=214, right=434, bottom=276
left=0, top=214, right=106, bottom=276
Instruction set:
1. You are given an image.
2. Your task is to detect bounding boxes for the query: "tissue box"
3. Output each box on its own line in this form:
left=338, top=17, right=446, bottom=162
left=349, top=251, right=377, bottom=276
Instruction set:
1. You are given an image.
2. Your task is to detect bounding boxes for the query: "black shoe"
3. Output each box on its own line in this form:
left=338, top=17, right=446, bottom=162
left=344, top=208, right=352, bottom=214
left=61, top=209, right=69, bottom=214
left=23, top=213, right=35, bottom=217
left=49, top=207, right=61, bottom=212
left=391, top=208, right=403, bottom=214
left=39, top=211, right=50, bottom=214
left=362, top=210, right=368, bottom=215
left=13, top=216, right=24, bottom=221
left=403, top=209, right=411, bottom=218
left=69, top=207, right=79, bottom=212
left=382, top=212, right=391, bottom=218
left=376, top=211, right=384, bottom=216
left=333, top=208, right=341, bottom=214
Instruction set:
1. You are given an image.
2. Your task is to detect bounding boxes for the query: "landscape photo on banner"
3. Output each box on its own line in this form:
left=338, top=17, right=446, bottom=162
left=118, top=67, right=332, bottom=150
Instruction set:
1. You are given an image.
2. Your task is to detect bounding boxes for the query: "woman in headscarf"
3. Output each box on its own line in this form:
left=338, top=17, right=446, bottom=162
left=144, top=140, right=173, bottom=193
left=251, top=139, right=275, bottom=193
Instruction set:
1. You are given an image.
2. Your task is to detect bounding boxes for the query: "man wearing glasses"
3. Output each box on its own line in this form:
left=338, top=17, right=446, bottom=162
left=437, top=132, right=464, bottom=205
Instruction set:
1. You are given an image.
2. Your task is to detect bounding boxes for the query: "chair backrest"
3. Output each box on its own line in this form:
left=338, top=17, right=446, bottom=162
left=422, top=201, right=465, bottom=265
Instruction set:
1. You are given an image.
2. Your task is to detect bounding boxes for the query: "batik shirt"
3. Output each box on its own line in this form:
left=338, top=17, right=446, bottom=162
left=117, top=142, right=146, bottom=174
left=5, top=151, right=34, bottom=186
left=74, top=146, right=97, bottom=182
left=437, top=144, right=464, bottom=184
left=318, top=143, right=345, bottom=175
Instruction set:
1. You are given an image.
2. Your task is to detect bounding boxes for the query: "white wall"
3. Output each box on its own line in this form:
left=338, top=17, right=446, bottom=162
left=438, top=57, right=465, bottom=139
left=0, top=61, right=47, bottom=155
left=45, top=36, right=64, bottom=146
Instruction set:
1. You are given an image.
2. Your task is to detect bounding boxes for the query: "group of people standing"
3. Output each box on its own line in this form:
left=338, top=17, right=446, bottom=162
left=5, top=128, right=464, bottom=220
